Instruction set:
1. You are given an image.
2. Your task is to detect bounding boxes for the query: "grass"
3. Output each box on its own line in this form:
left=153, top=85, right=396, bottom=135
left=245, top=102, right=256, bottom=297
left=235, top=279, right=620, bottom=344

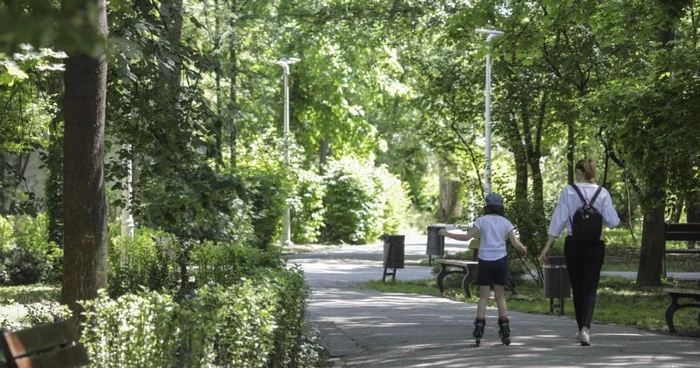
left=0, top=284, right=60, bottom=304
left=360, top=276, right=700, bottom=336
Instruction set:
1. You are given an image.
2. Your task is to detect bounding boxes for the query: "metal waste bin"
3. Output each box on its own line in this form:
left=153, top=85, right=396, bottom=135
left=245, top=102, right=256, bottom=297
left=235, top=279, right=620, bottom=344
left=382, top=235, right=405, bottom=281
left=544, top=256, right=571, bottom=315
left=426, top=225, right=446, bottom=264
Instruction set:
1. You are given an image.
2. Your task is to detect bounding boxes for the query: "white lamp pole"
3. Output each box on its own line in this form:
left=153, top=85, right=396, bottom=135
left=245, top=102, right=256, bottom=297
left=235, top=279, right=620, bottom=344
left=476, top=28, right=503, bottom=196
left=120, top=144, right=135, bottom=237
left=274, top=58, right=300, bottom=247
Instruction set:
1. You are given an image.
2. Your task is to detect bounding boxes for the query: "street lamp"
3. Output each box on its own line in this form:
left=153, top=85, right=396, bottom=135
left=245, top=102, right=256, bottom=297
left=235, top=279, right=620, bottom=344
left=475, top=28, right=503, bottom=196
left=274, top=57, right=300, bottom=247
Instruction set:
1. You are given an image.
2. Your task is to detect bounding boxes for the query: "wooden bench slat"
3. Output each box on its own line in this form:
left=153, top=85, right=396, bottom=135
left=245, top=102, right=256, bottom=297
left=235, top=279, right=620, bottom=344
left=14, top=343, right=89, bottom=368
left=662, top=288, right=700, bottom=296
left=3, top=319, right=79, bottom=358
left=666, top=223, right=700, bottom=232
left=435, top=259, right=478, bottom=267
left=665, top=232, right=700, bottom=241
left=665, top=249, right=700, bottom=254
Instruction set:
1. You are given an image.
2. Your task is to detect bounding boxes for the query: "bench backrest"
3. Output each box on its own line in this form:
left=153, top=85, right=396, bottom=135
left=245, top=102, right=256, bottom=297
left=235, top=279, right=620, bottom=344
left=665, top=223, right=700, bottom=241
left=0, top=319, right=89, bottom=368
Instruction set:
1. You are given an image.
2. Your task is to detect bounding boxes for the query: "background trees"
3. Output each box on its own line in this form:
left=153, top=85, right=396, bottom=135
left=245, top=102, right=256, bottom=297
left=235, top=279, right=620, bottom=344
left=1, top=0, right=699, bottom=302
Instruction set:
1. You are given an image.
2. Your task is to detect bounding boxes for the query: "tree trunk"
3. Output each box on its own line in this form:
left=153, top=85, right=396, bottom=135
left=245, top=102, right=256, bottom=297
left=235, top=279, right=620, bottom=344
left=636, top=183, right=666, bottom=286
left=438, top=162, right=461, bottom=222
left=61, top=0, right=109, bottom=317
left=636, top=8, right=683, bottom=286
left=229, top=0, right=239, bottom=168
left=159, top=0, right=183, bottom=95
left=213, top=0, right=224, bottom=167
left=567, top=118, right=575, bottom=185
left=320, top=138, right=329, bottom=175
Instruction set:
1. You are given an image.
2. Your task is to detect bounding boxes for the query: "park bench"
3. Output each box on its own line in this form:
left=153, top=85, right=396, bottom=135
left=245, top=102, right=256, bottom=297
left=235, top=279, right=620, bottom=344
left=662, top=288, right=700, bottom=333
left=0, top=319, right=89, bottom=368
left=435, top=239, right=517, bottom=298
left=662, top=223, right=700, bottom=286
left=435, top=258, right=479, bottom=298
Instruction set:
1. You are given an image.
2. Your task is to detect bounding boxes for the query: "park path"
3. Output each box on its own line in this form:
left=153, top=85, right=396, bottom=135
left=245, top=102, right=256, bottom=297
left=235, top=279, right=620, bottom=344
left=287, top=235, right=700, bottom=368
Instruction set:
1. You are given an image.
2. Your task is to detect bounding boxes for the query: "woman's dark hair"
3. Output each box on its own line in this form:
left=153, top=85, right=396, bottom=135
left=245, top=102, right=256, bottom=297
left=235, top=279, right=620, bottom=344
left=484, top=205, right=505, bottom=217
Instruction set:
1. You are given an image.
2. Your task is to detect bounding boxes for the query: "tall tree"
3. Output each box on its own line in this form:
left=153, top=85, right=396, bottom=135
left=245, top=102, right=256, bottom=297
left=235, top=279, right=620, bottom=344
left=61, top=0, right=109, bottom=315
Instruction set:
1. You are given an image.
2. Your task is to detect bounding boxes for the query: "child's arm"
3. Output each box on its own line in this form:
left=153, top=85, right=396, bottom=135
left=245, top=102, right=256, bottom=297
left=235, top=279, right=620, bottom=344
left=507, top=230, right=527, bottom=254
left=439, top=226, right=479, bottom=242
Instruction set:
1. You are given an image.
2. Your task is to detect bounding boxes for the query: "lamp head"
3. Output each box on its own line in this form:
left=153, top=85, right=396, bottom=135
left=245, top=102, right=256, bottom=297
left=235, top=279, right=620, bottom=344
left=475, top=28, right=504, bottom=36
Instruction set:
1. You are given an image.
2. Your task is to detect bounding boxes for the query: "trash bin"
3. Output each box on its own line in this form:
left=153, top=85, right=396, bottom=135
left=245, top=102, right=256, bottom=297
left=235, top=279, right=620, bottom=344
left=426, top=225, right=446, bottom=264
left=382, top=235, right=405, bottom=282
left=543, top=256, right=571, bottom=315
left=383, top=235, right=405, bottom=269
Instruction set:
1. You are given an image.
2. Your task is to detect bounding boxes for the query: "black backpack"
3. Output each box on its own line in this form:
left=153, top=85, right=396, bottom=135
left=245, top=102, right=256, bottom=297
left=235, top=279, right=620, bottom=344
left=570, top=184, right=604, bottom=242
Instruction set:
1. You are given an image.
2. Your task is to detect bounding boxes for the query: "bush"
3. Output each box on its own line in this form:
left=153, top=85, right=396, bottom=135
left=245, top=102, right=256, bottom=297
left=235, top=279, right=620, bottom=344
left=373, top=165, right=411, bottom=235
left=291, top=169, right=325, bottom=244
left=6, top=247, right=51, bottom=285
left=321, top=158, right=411, bottom=244
left=81, top=268, right=318, bottom=368
left=0, top=213, right=62, bottom=284
left=107, top=228, right=179, bottom=298
left=321, top=158, right=384, bottom=244
left=190, top=241, right=284, bottom=287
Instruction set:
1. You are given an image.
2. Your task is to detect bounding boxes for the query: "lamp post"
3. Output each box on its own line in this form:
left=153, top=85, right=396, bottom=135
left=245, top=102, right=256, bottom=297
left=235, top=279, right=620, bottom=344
left=475, top=28, right=503, bottom=196
left=120, top=144, right=134, bottom=237
left=274, top=58, right=300, bottom=247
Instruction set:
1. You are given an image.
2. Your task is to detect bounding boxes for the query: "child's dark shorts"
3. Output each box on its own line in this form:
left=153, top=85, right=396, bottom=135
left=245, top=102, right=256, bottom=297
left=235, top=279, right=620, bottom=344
left=475, top=256, right=508, bottom=286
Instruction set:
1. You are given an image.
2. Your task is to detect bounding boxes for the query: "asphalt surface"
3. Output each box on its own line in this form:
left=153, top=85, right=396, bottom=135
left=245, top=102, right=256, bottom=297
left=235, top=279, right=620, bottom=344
left=286, top=235, right=700, bottom=367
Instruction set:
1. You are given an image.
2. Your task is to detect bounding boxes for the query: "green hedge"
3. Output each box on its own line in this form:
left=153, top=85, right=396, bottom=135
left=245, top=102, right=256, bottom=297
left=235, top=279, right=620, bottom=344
left=321, top=158, right=410, bottom=244
left=81, top=267, right=317, bottom=368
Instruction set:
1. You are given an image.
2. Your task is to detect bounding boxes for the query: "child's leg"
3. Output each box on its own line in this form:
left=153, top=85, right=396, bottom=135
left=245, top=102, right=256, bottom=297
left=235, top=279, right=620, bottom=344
left=476, top=285, right=490, bottom=318
left=493, top=284, right=507, bottom=318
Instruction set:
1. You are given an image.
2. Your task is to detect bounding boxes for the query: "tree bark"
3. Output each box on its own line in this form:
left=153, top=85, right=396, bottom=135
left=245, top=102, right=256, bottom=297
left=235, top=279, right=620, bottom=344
left=636, top=180, right=666, bottom=286
left=61, top=0, right=109, bottom=316
left=159, top=0, right=183, bottom=95
left=229, top=0, right=239, bottom=168
left=438, top=162, right=461, bottom=222
left=567, top=118, right=575, bottom=185
left=214, top=0, right=224, bottom=167
left=636, top=3, right=686, bottom=286
left=320, top=138, right=329, bottom=175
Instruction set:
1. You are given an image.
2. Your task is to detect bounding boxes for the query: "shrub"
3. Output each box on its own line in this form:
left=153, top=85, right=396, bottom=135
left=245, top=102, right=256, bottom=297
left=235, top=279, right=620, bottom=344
left=107, top=228, right=179, bottom=298
left=190, top=241, right=283, bottom=287
left=238, top=167, right=288, bottom=249
left=321, top=158, right=411, bottom=244
left=321, top=158, right=384, bottom=244
left=6, top=247, right=51, bottom=285
left=81, top=268, right=317, bottom=368
left=291, top=169, right=325, bottom=244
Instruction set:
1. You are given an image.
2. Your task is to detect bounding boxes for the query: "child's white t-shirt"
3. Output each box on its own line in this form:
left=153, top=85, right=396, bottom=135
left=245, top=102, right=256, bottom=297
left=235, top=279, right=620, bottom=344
left=473, top=215, right=515, bottom=261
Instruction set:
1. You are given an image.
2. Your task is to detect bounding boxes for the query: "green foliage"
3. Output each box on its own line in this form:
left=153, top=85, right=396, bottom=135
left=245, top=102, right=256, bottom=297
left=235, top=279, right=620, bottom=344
left=291, top=169, right=326, bottom=244
left=6, top=247, right=51, bottom=285
left=321, top=158, right=385, bottom=244
left=137, top=167, right=253, bottom=244
left=81, top=268, right=318, bottom=368
left=107, top=228, right=179, bottom=298
left=190, top=241, right=284, bottom=287
left=321, top=157, right=411, bottom=244
left=0, top=214, right=62, bottom=285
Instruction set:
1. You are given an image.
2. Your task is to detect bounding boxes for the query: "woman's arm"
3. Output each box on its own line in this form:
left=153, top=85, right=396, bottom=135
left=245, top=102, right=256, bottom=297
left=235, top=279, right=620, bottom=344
left=439, top=226, right=479, bottom=242
left=539, top=235, right=557, bottom=262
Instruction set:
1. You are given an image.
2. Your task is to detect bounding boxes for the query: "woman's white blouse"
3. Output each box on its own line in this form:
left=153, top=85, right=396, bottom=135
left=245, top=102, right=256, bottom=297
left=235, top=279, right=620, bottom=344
left=547, top=183, right=621, bottom=238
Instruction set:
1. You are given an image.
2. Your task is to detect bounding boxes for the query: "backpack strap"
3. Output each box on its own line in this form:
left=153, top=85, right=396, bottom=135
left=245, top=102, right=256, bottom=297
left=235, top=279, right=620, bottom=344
left=589, top=186, right=603, bottom=207
left=570, top=184, right=587, bottom=205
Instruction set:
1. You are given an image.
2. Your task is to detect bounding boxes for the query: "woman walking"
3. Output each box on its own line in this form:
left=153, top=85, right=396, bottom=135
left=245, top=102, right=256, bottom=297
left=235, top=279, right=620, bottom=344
left=539, top=159, right=620, bottom=346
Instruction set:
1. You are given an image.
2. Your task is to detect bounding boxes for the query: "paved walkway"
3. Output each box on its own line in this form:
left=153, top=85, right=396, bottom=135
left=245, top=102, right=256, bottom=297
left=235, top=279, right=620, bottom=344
left=287, top=236, right=700, bottom=368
